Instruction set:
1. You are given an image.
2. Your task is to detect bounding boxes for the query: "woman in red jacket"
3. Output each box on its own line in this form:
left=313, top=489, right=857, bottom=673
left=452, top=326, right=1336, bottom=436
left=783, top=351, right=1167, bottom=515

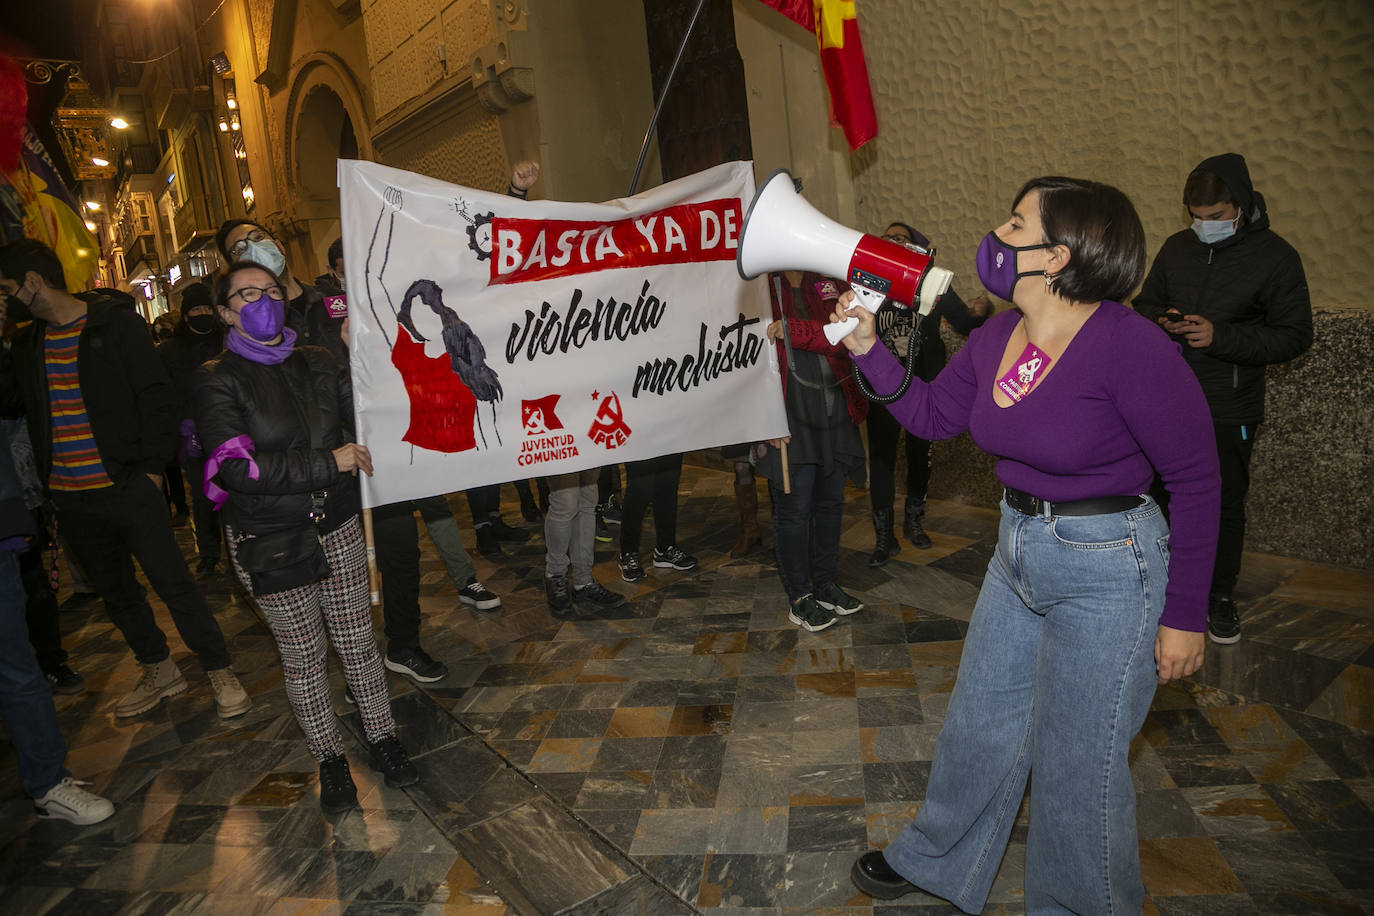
left=759, top=271, right=868, bottom=631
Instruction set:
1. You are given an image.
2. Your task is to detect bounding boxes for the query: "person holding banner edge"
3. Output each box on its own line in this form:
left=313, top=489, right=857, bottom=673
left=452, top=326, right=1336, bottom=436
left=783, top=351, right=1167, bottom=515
left=760, top=270, right=867, bottom=633
left=834, top=177, right=1219, bottom=913
left=195, top=261, right=420, bottom=815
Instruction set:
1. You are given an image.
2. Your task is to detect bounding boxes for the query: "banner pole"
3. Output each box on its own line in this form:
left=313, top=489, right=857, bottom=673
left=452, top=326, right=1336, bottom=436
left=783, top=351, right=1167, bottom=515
left=780, top=443, right=791, bottom=495
left=362, top=507, right=380, bottom=606
left=628, top=0, right=709, bottom=196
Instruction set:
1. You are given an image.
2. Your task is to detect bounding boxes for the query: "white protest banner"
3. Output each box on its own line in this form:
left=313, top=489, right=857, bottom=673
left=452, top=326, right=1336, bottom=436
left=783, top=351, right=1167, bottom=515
left=338, top=159, right=789, bottom=508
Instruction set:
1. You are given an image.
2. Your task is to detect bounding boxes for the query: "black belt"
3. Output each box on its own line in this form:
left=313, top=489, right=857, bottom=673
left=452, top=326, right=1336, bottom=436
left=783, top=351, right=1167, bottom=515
left=1004, top=487, right=1145, bottom=517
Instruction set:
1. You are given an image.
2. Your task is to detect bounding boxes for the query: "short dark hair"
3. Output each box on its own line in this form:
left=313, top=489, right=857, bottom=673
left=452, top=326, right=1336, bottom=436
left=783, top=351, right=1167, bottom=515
left=214, top=261, right=281, bottom=309
left=1182, top=169, right=1233, bottom=209
left=214, top=218, right=266, bottom=261
left=327, top=237, right=343, bottom=270
left=0, top=238, right=67, bottom=290
left=1012, top=176, right=1145, bottom=304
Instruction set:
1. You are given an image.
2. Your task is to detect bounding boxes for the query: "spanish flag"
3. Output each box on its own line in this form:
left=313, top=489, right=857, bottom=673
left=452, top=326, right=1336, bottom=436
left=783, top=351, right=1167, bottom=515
left=758, top=0, right=879, bottom=151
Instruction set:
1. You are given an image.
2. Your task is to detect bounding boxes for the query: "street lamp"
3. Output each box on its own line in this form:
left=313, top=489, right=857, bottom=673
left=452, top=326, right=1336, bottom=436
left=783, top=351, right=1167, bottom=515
left=84, top=200, right=101, bottom=211
left=109, top=117, right=129, bottom=129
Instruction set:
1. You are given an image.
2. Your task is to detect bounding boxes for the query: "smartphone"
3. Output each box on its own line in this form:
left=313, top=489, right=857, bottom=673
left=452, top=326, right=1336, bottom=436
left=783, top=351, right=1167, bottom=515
left=1164, top=309, right=1188, bottom=324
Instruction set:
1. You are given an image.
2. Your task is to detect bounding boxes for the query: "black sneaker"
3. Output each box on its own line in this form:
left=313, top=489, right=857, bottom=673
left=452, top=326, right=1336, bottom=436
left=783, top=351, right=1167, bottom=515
left=44, top=663, right=85, bottom=695
left=459, top=577, right=502, bottom=611
left=318, top=754, right=358, bottom=814
left=595, top=510, right=612, bottom=543
left=546, top=574, right=574, bottom=617
left=788, top=594, right=837, bottom=633
left=572, top=580, right=627, bottom=611
left=489, top=516, right=531, bottom=543
left=385, top=645, right=449, bottom=683
left=815, top=581, right=864, bottom=616
left=474, top=524, right=505, bottom=561
left=652, top=545, right=698, bottom=571
left=603, top=494, right=623, bottom=525
left=620, top=552, right=646, bottom=583
left=369, top=734, right=419, bottom=788
left=1207, top=595, right=1241, bottom=645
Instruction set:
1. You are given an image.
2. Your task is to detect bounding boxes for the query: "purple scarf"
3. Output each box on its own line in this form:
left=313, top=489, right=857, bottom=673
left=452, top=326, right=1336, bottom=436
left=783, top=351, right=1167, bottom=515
left=225, top=326, right=298, bottom=365
left=203, top=434, right=259, bottom=510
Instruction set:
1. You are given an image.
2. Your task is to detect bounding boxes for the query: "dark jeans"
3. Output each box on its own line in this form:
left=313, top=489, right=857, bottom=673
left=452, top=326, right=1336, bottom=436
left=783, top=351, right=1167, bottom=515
left=620, top=454, right=682, bottom=554
left=868, top=402, right=932, bottom=514
left=52, top=476, right=231, bottom=671
left=466, top=484, right=500, bottom=527
left=21, top=508, right=64, bottom=671
left=373, top=498, right=425, bottom=650
left=163, top=463, right=187, bottom=513
left=769, top=462, right=847, bottom=603
left=185, top=456, right=223, bottom=565
left=0, top=551, right=69, bottom=797
left=1212, top=423, right=1256, bottom=598
left=598, top=464, right=622, bottom=503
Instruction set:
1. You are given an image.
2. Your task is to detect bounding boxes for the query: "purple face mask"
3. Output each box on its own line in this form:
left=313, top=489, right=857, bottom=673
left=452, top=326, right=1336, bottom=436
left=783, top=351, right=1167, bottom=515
left=239, top=295, right=286, bottom=342
left=975, top=232, right=1050, bottom=302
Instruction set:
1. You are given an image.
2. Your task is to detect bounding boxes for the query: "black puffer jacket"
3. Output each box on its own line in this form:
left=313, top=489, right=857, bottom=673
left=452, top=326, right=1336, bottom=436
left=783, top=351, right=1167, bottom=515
left=1133, top=153, right=1312, bottom=425
left=158, top=320, right=224, bottom=422
left=192, top=345, right=359, bottom=537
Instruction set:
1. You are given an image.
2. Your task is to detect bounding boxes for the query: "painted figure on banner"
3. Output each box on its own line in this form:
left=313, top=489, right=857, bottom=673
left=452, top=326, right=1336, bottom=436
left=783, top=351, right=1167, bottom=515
left=364, top=187, right=503, bottom=454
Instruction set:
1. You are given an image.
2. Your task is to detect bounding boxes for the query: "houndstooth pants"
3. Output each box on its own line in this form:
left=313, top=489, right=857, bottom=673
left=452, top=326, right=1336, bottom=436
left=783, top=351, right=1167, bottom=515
left=228, top=516, right=395, bottom=760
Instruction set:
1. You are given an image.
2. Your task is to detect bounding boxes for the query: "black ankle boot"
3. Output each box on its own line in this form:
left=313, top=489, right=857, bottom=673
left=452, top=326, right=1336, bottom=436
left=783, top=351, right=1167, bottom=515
left=851, top=850, right=919, bottom=899
left=903, top=500, right=932, bottom=549
left=318, top=754, right=358, bottom=814
left=869, top=509, right=898, bottom=567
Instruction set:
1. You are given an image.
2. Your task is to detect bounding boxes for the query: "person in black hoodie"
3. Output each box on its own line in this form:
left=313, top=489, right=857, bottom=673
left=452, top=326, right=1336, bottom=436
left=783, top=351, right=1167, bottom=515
left=159, top=281, right=226, bottom=575
left=195, top=260, right=419, bottom=814
left=1134, top=153, right=1312, bottom=645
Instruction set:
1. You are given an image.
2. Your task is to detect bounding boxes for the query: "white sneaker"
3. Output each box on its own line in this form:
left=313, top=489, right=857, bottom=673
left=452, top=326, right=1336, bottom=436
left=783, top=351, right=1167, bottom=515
left=115, top=658, right=187, bottom=717
left=208, top=668, right=253, bottom=719
left=33, top=777, right=114, bottom=825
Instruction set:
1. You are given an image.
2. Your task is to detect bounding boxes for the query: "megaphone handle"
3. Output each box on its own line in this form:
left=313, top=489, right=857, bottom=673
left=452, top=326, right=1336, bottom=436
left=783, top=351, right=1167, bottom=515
left=824, top=315, right=860, bottom=345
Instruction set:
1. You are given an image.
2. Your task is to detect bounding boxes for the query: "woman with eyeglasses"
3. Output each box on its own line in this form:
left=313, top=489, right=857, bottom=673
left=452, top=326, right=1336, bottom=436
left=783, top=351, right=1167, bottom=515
left=214, top=220, right=347, bottom=363
left=193, top=261, right=419, bottom=815
left=840, top=178, right=1220, bottom=913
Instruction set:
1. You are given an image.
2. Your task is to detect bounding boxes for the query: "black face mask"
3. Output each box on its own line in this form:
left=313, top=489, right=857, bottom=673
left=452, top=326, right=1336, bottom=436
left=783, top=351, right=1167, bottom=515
left=186, top=313, right=217, bottom=335
left=5, top=282, right=35, bottom=324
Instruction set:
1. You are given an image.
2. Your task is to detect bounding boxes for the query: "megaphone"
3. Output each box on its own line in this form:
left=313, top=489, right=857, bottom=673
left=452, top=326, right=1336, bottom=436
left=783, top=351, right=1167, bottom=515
left=737, top=168, right=954, bottom=344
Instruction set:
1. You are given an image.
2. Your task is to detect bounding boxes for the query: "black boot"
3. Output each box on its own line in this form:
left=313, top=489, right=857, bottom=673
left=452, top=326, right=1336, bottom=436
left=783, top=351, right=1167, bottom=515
left=903, top=500, right=932, bottom=549
left=318, top=754, right=358, bottom=814
left=869, top=509, right=898, bottom=567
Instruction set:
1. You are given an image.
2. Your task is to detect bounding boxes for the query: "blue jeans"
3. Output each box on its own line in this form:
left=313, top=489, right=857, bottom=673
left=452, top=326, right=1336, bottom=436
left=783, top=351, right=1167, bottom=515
left=0, top=551, right=69, bottom=797
left=769, top=463, right=847, bottom=603
left=883, top=498, right=1169, bottom=915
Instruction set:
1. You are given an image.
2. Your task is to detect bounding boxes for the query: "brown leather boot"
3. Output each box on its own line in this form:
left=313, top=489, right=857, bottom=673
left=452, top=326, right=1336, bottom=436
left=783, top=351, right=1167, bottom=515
left=729, top=482, right=761, bottom=557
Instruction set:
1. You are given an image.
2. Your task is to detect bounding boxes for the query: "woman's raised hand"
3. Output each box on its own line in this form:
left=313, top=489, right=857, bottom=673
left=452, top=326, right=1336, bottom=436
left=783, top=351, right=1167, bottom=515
left=831, top=290, right=878, bottom=355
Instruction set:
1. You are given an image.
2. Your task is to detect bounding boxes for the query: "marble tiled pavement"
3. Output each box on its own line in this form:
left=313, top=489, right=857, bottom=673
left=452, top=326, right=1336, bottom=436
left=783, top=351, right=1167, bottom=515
left=1, top=459, right=1371, bottom=915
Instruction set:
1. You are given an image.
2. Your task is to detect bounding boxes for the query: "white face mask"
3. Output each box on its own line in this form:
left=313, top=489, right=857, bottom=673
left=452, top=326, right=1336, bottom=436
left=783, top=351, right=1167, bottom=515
left=1191, top=212, right=1240, bottom=244
left=241, top=238, right=288, bottom=276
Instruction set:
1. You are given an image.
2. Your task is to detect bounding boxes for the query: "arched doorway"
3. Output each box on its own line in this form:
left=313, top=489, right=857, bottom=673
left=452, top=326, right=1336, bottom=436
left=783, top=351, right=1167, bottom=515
left=295, top=84, right=358, bottom=202
left=285, top=56, right=371, bottom=277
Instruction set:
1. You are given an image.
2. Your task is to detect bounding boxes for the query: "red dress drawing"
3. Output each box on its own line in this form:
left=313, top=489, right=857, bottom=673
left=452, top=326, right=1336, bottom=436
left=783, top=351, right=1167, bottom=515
left=390, top=324, right=478, bottom=453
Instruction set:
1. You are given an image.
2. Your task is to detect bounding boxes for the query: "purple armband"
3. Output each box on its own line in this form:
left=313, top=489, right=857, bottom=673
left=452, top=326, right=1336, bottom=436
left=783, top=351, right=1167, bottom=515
left=203, top=434, right=259, bottom=511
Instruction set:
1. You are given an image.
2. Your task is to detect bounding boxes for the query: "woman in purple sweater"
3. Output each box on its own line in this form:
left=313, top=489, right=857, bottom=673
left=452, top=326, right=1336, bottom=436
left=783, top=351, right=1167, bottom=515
left=843, top=177, right=1221, bottom=913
